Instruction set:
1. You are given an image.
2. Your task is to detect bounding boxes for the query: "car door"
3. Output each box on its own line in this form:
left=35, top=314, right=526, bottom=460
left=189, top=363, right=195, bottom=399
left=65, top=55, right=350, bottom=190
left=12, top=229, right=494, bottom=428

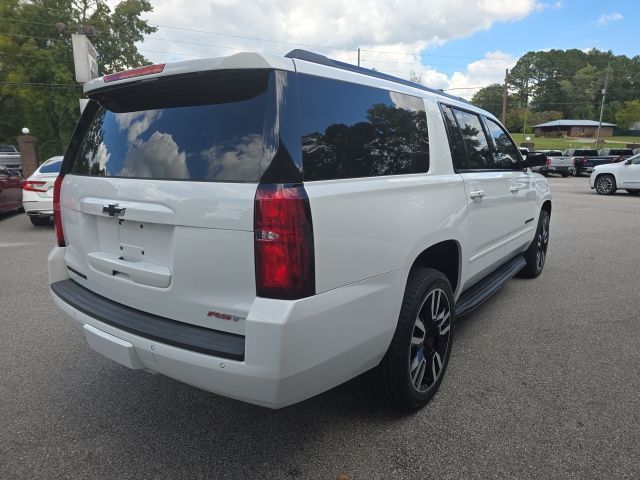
left=619, top=155, right=640, bottom=188
left=442, top=105, right=512, bottom=286
left=483, top=117, right=537, bottom=256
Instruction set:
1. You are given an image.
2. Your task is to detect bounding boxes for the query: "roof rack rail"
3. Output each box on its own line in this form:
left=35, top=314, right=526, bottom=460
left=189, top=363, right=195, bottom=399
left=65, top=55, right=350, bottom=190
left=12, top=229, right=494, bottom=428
left=285, top=49, right=469, bottom=104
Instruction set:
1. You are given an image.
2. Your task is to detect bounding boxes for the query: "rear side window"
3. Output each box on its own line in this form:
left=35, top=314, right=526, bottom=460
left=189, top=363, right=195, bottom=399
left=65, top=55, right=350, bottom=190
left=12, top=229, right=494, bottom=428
left=451, top=108, right=493, bottom=169
left=484, top=118, right=520, bottom=169
left=39, top=160, right=62, bottom=174
left=71, top=70, right=270, bottom=182
left=440, top=105, right=468, bottom=170
left=298, top=75, right=429, bottom=181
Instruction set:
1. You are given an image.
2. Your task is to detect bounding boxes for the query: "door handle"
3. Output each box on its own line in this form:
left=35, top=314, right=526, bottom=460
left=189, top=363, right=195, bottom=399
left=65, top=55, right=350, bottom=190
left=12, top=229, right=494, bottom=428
left=509, top=185, right=522, bottom=194
left=469, top=190, right=485, bottom=200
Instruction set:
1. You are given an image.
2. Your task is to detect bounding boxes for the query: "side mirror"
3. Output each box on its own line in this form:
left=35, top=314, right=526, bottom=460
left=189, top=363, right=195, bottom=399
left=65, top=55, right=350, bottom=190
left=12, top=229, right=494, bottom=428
left=524, top=153, right=547, bottom=169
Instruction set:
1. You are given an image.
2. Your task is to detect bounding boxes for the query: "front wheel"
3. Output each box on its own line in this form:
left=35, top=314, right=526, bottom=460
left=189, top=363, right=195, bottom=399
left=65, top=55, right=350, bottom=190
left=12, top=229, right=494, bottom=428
left=519, top=210, right=550, bottom=278
left=371, top=268, right=454, bottom=411
left=595, top=174, right=616, bottom=195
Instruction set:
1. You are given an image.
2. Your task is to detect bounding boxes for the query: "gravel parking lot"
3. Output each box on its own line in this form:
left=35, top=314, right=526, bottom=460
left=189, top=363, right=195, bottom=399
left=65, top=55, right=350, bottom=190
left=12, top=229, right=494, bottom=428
left=1, top=177, right=639, bottom=480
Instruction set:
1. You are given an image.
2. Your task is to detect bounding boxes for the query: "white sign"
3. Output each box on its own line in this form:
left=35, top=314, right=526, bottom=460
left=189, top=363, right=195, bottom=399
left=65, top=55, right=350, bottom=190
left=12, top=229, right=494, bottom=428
left=72, top=34, right=99, bottom=83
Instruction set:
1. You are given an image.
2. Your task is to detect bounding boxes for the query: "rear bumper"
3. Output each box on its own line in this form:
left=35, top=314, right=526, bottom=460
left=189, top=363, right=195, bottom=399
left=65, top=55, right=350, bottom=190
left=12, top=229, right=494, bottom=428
left=22, top=198, right=53, bottom=216
left=48, top=246, right=404, bottom=408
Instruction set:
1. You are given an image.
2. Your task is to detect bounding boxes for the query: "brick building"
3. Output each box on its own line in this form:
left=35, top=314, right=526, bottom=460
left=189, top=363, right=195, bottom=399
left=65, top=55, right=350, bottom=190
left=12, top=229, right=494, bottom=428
left=533, top=120, right=616, bottom=138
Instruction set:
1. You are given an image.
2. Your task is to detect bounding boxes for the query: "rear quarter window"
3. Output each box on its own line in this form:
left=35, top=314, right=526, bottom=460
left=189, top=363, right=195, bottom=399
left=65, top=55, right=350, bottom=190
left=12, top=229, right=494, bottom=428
left=39, top=160, right=62, bottom=174
left=298, top=75, right=429, bottom=181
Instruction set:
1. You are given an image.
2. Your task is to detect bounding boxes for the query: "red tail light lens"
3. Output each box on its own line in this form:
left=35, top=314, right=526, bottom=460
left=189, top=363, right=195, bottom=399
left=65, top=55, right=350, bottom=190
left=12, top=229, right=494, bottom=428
left=104, top=64, right=165, bottom=83
left=254, top=184, right=315, bottom=299
left=22, top=180, right=47, bottom=192
left=53, top=175, right=65, bottom=247
left=546, top=157, right=551, bottom=166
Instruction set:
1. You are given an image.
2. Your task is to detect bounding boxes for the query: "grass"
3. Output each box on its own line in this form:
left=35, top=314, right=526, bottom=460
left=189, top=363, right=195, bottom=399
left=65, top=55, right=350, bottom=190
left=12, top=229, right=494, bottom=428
left=510, top=133, right=640, bottom=150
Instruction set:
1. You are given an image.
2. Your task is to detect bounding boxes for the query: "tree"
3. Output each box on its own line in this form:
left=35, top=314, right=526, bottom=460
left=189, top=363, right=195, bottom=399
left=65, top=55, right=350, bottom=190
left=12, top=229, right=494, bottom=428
left=470, top=84, right=504, bottom=118
left=614, top=100, right=640, bottom=130
left=0, top=0, right=156, bottom=161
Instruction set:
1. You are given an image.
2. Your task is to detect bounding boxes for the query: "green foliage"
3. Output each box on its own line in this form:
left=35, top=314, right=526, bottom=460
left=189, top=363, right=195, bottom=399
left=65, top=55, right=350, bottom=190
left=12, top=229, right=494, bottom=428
left=470, top=83, right=504, bottom=118
left=614, top=100, right=640, bottom=130
left=0, top=0, right=156, bottom=161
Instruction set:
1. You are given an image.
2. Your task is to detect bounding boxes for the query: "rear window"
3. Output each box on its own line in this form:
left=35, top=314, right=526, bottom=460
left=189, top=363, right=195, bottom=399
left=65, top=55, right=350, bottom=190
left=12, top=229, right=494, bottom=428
left=0, top=145, right=16, bottom=153
left=298, top=75, right=429, bottom=181
left=609, top=149, right=633, bottom=155
left=71, top=70, right=271, bottom=182
left=39, top=160, right=62, bottom=173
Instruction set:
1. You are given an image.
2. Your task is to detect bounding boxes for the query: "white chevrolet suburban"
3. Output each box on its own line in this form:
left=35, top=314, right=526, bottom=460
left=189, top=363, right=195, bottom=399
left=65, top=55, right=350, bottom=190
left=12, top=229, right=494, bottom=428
left=49, top=50, right=552, bottom=410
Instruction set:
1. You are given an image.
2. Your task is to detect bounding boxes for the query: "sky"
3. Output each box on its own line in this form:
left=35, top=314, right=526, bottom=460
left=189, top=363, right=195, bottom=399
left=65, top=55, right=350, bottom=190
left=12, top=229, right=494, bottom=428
left=114, top=0, right=637, bottom=99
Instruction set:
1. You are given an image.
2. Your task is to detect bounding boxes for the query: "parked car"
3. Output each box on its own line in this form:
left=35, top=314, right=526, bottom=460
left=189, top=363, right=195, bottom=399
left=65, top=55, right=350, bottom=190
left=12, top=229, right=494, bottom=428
left=598, top=148, right=635, bottom=161
left=0, top=145, right=21, bottom=171
left=590, top=153, right=640, bottom=195
left=48, top=50, right=552, bottom=411
left=22, top=155, right=63, bottom=226
left=563, top=148, right=621, bottom=176
left=0, top=165, right=23, bottom=214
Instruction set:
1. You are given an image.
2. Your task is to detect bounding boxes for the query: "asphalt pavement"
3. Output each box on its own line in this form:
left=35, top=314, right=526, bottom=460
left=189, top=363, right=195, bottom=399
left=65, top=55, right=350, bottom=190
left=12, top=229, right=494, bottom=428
left=1, top=177, right=639, bottom=479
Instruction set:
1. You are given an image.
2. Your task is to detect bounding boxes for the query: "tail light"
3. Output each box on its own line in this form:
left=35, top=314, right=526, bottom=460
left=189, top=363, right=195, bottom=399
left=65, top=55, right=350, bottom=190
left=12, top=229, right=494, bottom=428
left=104, top=64, right=165, bottom=83
left=546, top=157, right=551, bottom=167
left=53, top=175, right=65, bottom=247
left=581, top=158, right=588, bottom=166
left=254, top=184, right=315, bottom=299
left=22, top=180, right=47, bottom=192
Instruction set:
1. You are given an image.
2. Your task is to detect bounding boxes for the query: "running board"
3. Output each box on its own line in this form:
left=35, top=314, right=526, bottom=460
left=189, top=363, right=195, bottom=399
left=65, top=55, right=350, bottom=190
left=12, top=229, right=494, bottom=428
left=455, top=255, right=526, bottom=317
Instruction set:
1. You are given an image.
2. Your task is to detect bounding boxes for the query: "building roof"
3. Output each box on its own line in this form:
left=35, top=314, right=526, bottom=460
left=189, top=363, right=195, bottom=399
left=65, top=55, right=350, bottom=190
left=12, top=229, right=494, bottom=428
left=533, top=120, right=617, bottom=128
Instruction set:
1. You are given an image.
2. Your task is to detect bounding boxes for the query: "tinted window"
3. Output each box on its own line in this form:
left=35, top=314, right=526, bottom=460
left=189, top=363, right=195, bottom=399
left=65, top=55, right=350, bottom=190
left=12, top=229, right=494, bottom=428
left=485, top=118, right=520, bottom=169
left=298, top=75, right=429, bottom=181
left=441, top=105, right=468, bottom=170
left=39, top=160, right=62, bottom=174
left=72, top=71, right=270, bottom=182
left=0, top=146, right=16, bottom=153
left=451, top=109, right=493, bottom=169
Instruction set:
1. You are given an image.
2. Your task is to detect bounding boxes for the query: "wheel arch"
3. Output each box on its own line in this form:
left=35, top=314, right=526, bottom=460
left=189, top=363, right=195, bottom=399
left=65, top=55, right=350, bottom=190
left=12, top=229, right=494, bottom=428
left=408, top=239, right=461, bottom=296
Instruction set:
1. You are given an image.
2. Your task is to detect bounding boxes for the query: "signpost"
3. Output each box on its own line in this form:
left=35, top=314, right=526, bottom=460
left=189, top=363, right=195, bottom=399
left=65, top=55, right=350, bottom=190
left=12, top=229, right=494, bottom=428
left=71, top=33, right=99, bottom=83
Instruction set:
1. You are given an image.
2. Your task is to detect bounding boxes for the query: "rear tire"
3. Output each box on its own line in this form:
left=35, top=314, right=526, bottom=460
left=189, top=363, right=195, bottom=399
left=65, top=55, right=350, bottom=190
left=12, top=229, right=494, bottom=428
left=570, top=168, right=581, bottom=177
left=595, top=174, right=616, bottom=195
left=626, top=189, right=640, bottom=195
left=30, top=216, right=51, bottom=226
left=561, top=172, right=569, bottom=178
left=371, top=268, right=454, bottom=411
left=519, top=210, right=550, bottom=279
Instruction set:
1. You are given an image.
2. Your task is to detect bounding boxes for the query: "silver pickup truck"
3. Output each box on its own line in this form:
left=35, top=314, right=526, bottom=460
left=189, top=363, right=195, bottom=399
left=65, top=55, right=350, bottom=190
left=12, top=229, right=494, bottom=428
left=0, top=145, right=22, bottom=170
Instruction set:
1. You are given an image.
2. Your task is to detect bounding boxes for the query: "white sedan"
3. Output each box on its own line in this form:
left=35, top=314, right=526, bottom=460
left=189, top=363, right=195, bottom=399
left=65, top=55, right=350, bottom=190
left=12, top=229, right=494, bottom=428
left=22, top=156, right=63, bottom=226
left=590, top=153, right=640, bottom=195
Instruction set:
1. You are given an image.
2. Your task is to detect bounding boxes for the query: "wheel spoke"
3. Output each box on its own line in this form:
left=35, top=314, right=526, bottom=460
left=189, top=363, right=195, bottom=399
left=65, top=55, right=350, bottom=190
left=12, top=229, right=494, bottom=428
left=431, top=351, right=443, bottom=381
left=437, top=311, right=451, bottom=335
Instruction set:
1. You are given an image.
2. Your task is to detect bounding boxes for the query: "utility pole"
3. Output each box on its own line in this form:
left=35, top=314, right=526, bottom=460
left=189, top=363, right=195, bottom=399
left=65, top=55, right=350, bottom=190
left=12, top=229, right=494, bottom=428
left=596, top=64, right=611, bottom=149
left=502, top=68, right=509, bottom=124
left=357, top=48, right=360, bottom=67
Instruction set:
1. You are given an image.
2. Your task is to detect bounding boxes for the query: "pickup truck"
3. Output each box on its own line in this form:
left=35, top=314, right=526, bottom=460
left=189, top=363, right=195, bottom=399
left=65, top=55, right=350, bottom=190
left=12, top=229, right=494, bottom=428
left=528, top=150, right=571, bottom=177
left=563, top=148, right=623, bottom=177
left=598, top=148, right=635, bottom=161
left=0, top=145, right=22, bottom=171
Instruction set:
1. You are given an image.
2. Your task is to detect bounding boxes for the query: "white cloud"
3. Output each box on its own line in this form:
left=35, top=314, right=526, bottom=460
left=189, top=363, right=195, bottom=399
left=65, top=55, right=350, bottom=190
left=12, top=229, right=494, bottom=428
left=115, top=110, right=163, bottom=142
left=104, top=0, right=537, bottom=99
left=596, top=12, right=623, bottom=28
left=202, top=134, right=263, bottom=181
left=122, top=132, right=188, bottom=178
